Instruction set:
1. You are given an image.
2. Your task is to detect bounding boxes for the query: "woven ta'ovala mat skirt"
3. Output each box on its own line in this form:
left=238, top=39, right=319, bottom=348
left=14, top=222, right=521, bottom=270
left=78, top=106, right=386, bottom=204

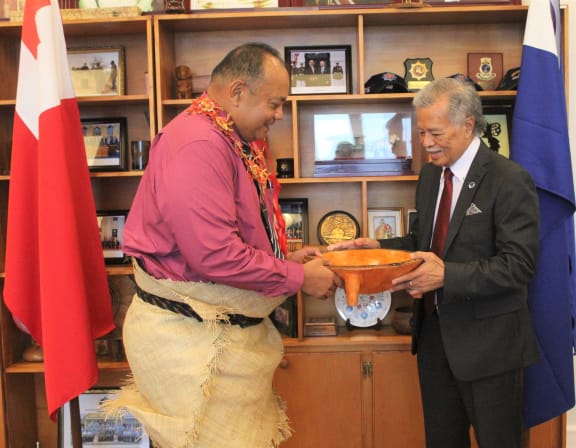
left=103, top=265, right=292, bottom=447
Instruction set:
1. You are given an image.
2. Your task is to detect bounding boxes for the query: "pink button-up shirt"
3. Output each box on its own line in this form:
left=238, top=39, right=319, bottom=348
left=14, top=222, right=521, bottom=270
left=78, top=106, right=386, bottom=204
left=123, top=109, right=304, bottom=297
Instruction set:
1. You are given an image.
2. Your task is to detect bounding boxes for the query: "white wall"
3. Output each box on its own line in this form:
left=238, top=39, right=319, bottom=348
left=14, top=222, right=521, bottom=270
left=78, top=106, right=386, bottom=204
left=521, top=1, right=576, bottom=445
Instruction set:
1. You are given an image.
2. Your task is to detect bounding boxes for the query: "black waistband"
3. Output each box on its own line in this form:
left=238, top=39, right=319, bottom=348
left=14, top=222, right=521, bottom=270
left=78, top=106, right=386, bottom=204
left=135, top=285, right=263, bottom=328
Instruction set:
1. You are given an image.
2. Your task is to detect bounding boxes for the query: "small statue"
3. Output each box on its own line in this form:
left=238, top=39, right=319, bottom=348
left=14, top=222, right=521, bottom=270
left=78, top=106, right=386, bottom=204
left=175, top=64, right=193, bottom=99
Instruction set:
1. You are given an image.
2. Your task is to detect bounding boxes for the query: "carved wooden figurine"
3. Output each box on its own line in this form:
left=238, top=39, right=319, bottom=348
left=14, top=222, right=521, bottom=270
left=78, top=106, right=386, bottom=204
left=175, top=64, right=193, bottom=99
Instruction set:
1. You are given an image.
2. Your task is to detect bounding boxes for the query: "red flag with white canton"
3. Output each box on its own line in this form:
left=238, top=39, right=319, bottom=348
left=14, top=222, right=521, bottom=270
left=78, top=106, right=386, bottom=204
left=4, top=0, right=115, bottom=420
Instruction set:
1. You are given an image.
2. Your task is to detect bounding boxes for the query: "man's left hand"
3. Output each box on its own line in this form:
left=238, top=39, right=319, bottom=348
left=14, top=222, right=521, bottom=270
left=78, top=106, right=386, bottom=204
left=390, top=251, right=444, bottom=298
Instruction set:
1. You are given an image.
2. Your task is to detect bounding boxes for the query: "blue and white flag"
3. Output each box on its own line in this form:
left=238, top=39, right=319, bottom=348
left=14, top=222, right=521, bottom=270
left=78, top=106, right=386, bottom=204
left=510, top=0, right=576, bottom=427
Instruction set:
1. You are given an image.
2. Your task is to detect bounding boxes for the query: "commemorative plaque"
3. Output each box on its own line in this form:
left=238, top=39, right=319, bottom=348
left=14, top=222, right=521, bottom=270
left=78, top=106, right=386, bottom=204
left=467, top=53, right=503, bottom=91
left=403, top=58, right=434, bottom=91
left=317, top=210, right=360, bottom=246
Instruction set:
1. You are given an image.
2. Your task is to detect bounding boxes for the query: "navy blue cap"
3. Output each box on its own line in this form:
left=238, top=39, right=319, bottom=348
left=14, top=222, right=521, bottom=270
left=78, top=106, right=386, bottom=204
left=365, top=72, right=408, bottom=94
left=497, top=67, right=520, bottom=90
left=447, top=73, right=483, bottom=91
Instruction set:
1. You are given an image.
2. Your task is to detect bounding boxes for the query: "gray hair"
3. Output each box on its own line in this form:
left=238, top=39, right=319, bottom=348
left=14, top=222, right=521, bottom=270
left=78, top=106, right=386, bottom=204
left=211, top=42, right=285, bottom=92
left=413, top=78, right=487, bottom=136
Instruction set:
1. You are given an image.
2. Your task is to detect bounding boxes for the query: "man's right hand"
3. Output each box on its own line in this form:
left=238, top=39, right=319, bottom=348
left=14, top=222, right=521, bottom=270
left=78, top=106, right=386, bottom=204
left=301, top=257, right=342, bottom=299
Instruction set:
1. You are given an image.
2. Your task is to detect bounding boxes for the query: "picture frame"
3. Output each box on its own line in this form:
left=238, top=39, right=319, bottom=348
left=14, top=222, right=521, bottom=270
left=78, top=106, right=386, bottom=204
left=368, top=208, right=404, bottom=240
left=285, top=45, right=352, bottom=95
left=406, top=208, right=417, bottom=235
left=313, top=109, right=413, bottom=176
left=59, top=388, right=150, bottom=448
left=270, top=294, right=298, bottom=338
left=67, top=47, right=125, bottom=97
left=97, top=210, right=129, bottom=264
left=82, top=117, right=128, bottom=171
left=481, top=105, right=513, bottom=158
left=279, top=198, right=309, bottom=252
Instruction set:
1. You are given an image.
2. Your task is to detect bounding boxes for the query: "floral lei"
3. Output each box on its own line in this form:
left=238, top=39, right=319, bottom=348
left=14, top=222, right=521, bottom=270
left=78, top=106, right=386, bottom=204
left=186, top=93, right=288, bottom=256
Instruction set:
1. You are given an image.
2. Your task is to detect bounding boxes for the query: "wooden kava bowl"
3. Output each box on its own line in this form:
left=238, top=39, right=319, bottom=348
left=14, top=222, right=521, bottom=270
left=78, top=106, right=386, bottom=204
left=322, top=249, right=422, bottom=306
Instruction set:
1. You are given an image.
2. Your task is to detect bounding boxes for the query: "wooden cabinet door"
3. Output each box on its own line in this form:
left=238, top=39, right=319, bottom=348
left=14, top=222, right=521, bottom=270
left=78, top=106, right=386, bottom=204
left=372, top=350, right=425, bottom=447
left=274, top=351, right=364, bottom=448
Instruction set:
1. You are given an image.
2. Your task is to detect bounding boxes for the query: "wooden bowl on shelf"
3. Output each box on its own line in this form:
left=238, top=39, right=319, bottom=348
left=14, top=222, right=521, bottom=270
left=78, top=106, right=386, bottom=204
left=321, top=249, right=422, bottom=306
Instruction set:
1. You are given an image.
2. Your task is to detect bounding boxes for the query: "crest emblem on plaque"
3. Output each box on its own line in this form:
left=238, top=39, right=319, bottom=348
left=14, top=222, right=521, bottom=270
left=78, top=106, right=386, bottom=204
left=467, top=53, right=503, bottom=91
left=476, top=57, right=497, bottom=81
left=403, top=58, right=434, bottom=91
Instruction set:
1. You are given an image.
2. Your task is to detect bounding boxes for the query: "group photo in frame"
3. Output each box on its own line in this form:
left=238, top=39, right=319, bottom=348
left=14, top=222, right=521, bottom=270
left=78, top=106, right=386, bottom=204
left=481, top=105, right=512, bottom=158
left=368, top=208, right=404, bottom=240
left=59, top=388, right=149, bottom=448
left=97, top=210, right=129, bottom=264
left=82, top=117, right=128, bottom=171
left=67, top=46, right=125, bottom=97
left=285, top=45, right=352, bottom=95
left=279, top=198, right=309, bottom=252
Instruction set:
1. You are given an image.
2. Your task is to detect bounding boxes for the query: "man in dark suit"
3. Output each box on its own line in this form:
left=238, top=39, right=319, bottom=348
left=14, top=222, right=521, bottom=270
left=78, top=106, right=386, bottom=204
left=328, top=78, right=540, bottom=448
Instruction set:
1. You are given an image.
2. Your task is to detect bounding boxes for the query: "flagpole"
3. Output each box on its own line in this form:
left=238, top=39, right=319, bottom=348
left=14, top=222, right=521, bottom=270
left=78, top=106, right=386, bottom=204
left=69, top=397, right=83, bottom=448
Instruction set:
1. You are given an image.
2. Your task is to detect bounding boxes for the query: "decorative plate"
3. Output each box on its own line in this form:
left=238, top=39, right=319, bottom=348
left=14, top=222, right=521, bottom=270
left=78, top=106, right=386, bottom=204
left=317, top=210, right=360, bottom=245
left=334, top=287, right=391, bottom=328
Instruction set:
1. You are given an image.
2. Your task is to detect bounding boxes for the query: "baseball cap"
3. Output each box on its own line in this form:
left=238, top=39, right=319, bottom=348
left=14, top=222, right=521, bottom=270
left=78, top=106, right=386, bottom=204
left=364, top=72, right=408, bottom=94
left=447, top=73, right=483, bottom=91
left=496, top=67, right=520, bottom=90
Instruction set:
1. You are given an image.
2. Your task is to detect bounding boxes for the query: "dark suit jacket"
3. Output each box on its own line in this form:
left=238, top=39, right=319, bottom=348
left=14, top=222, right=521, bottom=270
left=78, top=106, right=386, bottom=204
left=381, top=144, right=540, bottom=381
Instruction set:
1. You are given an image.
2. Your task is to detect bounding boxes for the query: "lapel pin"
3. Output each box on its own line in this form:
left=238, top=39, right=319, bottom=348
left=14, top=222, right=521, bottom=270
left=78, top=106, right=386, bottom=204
left=468, top=181, right=476, bottom=189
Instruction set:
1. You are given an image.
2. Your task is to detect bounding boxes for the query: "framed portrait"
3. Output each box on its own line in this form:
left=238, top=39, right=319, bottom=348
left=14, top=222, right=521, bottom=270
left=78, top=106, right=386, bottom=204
left=59, top=388, right=150, bottom=448
left=481, top=105, right=512, bottom=158
left=82, top=117, right=128, bottom=171
left=285, top=45, right=352, bottom=95
left=97, top=210, right=129, bottom=264
left=368, top=208, right=404, bottom=240
left=406, top=208, right=417, bottom=235
left=279, top=198, right=309, bottom=252
left=67, top=47, right=125, bottom=97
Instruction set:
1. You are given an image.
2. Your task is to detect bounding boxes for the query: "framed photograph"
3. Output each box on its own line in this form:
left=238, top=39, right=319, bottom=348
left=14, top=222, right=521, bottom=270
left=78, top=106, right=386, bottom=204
left=270, top=294, right=298, bottom=338
left=97, top=210, right=129, bottom=264
left=279, top=198, right=309, bottom=252
left=481, top=105, right=512, bottom=158
left=67, top=47, right=125, bottom=97
left=313, top=110, right=413, bottom=176
left=285, top=45, right=352, bottom=95
left=59, top=388, right=150, bottom=448
left=368, top=208, right=404, bottom=240
left=406, top=208, right=417, bottom=235
left=82, top=117, right=128, bottom=171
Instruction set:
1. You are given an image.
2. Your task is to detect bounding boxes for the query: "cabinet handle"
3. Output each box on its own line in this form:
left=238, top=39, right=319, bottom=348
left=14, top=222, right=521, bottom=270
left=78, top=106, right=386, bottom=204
left=278, top=357, right=289, bottom=369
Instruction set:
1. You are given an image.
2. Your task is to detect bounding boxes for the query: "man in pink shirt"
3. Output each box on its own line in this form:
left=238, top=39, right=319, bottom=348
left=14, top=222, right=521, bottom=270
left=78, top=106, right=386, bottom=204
left=104, top=43, right=339, bottom=448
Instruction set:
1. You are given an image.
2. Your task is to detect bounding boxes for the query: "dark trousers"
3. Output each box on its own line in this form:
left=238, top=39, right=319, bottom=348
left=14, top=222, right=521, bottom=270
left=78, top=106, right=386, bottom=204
left=417, top=313, right=523, bottom=448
